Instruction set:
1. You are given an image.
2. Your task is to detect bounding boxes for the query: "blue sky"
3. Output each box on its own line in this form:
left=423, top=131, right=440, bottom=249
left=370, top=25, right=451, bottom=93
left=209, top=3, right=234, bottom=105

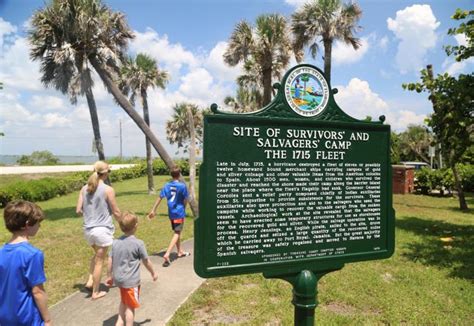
left=1, top=0, right=473, bottom=157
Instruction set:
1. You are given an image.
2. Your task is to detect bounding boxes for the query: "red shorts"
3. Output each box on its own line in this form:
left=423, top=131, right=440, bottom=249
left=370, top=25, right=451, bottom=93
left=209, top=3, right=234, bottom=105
left=119, top=286, right=141, bottom=309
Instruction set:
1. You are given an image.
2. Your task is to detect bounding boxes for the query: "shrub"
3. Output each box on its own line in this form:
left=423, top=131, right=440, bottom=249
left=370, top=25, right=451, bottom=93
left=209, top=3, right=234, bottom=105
left=414, top=168, right=432, bottom=194
left=16, top=150, right=60, bottom=166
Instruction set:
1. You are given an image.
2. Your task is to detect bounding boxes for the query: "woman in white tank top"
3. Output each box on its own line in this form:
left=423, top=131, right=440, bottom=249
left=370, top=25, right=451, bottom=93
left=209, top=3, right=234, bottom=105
left=76, top=161, right=121, bottom=300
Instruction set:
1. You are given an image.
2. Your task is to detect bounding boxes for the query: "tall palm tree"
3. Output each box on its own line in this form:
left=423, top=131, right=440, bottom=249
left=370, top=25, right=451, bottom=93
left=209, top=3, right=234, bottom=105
left=291, top=0, right=362, bottom=85
left=166, top=103, right=204, bottom=216
left=29, top=9, right=106, bottom=161
left=29, top=0, right=176, bottom=172
left=120, top=53, right=169, bottom=194
left=224, top=14, right=292, bottom=106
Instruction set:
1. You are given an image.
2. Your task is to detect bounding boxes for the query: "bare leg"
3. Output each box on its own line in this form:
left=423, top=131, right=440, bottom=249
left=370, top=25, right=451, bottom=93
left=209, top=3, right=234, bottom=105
left=85, top=255, right=94, bottom=289
left=115, top=302, right=125, bottom=326
left=124, top=306, right=135, bottom=326
left=91, top=245, right=108, bottom=300
left=163, top=231, right=180, bottom=262
left=175, top=232, right=185, bottom=256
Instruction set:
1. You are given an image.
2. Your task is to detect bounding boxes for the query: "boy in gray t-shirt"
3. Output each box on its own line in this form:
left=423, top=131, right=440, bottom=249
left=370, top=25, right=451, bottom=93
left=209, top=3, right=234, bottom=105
left=106, top=212, right=157, bottom=325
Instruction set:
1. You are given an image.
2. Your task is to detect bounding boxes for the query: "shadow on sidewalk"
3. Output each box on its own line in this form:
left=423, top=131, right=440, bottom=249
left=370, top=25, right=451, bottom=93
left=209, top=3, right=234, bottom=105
left=102, top=315, right=152, bottom=325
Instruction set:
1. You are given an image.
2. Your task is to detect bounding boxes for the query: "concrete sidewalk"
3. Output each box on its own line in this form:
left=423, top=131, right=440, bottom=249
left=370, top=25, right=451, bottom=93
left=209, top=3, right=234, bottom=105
left=50, top=239, right=203, bottom=325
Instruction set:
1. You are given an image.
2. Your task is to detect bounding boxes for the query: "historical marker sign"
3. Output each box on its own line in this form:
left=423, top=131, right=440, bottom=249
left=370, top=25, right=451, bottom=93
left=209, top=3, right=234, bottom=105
left=194, top=64, right=395, bottom=278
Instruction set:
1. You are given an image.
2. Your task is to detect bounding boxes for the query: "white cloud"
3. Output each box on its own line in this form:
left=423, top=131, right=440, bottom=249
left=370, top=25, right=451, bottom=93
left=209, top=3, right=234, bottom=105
left=42, top=113, right=71, bottom=128
left=30, top=95, right=66, bottom=111
left=1, top=102, right=40, bottom=126
left=285, top=0, right=307, bottom=8
left=178, top=68, right=214, bottom=99
left=332, top=37, right=369, bottom=65
left=203, top=41, right=242, bottom=83
left=0, top=17, right=17, bottom=48
left=130, top=28, right=198, bottom=77
left=379, top=36, right=389, bottom=51
left=335, top=78, right=426, bottom=131
left=387, top=4, right=440, bottom=74
left=0, top=36, right=42, bottom=90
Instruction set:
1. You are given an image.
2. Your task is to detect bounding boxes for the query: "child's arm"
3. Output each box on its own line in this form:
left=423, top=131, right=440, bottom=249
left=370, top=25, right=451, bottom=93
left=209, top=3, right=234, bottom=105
left=148, top=197, right=162, bottom=219
left=32, top=284, right=52, bottom=326
left=143, top=258, right=158, bottom=281
left=105, top=256, right=113, bottom=287
left=76, top=188, right=83, bottom=215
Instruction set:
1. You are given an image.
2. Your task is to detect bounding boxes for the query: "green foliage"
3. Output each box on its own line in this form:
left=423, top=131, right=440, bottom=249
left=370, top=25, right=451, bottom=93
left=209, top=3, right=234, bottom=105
left=16, top=150, right=60, bottom=166
left=397, top=125, right=433, bottom=163
left=414, top=164, right=474, bottom=194
left=445, top=9, right=474, bottom=62
left=0, top=159, right=194, bottom=207
left=390, top=131, right=401, bottom=164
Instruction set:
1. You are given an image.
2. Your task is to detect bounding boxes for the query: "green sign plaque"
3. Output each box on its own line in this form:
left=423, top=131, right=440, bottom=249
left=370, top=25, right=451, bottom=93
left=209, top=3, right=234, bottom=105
left=194, top=64, right=395, bottom=279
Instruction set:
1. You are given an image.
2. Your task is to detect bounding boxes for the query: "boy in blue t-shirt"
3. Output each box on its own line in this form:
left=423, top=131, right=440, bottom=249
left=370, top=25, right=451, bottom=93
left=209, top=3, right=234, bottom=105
left=0, top=200, right=52, bottom=326
left=148, top=167, right=189, bottom=267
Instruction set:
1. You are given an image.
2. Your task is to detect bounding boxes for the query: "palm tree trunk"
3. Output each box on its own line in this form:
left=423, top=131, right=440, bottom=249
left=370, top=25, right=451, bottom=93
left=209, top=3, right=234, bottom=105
left=89, top=56, right=175, bottom=169
left=323, top=38, right=332, bottom=85
left=186, top=106, right=199, bottom=216
left=85, top=86, right=105, bottom=161
left=262, top=67, right=272, bottom=106
left=451, top=164, right=468, bottom=210
left=141, top=89, right=155, bottom=194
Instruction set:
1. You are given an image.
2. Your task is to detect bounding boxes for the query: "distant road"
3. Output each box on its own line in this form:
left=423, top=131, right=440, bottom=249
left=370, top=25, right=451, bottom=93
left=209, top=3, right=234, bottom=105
left=0, top=164, right=136, bottom=175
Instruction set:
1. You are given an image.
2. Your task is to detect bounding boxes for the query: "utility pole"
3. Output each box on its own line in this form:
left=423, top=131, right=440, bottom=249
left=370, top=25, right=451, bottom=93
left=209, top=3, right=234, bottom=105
left=119, top=119, right=123, bottom=159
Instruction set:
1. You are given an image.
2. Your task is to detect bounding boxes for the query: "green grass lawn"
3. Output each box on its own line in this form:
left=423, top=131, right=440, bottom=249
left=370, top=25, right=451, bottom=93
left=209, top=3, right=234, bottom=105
left=0, top=175, right=472, bottom=324
left=169, top=194, right=474, bottom=325
left=0, top=175, right=194, bottom=305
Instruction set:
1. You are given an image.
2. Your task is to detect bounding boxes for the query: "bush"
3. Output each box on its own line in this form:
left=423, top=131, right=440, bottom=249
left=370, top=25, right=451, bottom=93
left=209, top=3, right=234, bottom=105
left=0, top=159, right=199, bottom=207
left=414, top=163, right=473, bottom=194
left=414, top=168, right=432, bottom=194
left=458, top=163, right=474, bottom=192
left=16, top=150, right=60, bottom=166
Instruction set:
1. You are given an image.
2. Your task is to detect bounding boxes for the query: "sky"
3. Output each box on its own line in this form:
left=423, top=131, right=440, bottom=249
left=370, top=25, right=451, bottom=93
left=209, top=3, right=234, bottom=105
left=1, top=0, right=473, bottom=158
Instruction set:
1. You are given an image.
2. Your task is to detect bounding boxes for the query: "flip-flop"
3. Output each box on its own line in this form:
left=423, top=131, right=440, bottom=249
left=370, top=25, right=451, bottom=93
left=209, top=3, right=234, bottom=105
left=178, top=252, right=191, bottom=258
left=162, top=260, right=171, bottom=267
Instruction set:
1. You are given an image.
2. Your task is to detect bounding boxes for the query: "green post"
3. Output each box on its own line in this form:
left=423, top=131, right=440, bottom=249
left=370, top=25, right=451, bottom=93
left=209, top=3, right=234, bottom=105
left=264, top=266, right=342, bottom=325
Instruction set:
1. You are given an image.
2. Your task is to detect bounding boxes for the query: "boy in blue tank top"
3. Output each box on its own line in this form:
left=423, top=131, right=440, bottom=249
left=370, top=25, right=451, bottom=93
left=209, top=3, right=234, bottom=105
left=148, top=167, right=190, bottom=267
left=0, top=200, right=52, bottom=326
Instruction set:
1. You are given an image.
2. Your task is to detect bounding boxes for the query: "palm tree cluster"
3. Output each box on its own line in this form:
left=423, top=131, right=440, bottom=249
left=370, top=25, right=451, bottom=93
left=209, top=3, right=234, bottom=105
left=223, top=0, right=363, bottom=109
left=29, top=0, right=176, bottom=172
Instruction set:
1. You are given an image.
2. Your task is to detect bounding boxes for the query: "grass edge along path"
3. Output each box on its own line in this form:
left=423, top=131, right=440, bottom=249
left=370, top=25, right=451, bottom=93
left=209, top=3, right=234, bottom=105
left=169, top=193, right=473, bottom=325
left=0, top=175, right=195, bottom=305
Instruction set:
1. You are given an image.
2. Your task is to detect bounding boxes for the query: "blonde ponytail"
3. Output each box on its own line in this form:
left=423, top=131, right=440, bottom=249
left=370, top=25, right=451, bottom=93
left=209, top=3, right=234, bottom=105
left=87, top=161, right=110, bottom=193
left=87, top=172, right=100, bottom=193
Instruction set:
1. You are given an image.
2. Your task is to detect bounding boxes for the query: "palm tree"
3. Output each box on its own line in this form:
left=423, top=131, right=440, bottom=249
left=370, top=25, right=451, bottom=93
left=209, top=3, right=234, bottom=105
left=224, top=14, right=292, bottom=106
left=291, top=0, right=362, bottom=85
left=120, top=53, right=169, bottom=194
left=166, top=103, right=204, bottom=216
left=29, top=0, right=176, bottom=173
left=29, top=9, right=106, bottom=161
left=224, top=86, right=263, bottom=113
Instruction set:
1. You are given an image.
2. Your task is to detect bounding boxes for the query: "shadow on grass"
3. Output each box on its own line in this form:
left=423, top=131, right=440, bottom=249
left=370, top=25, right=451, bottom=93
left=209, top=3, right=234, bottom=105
left=43, top=206, right=76, bottom=221
left=102, top=315, right=151, bottom=326
left=116, top=190, right=151, bottom=197
left=396, top=217, right=474, bottom=280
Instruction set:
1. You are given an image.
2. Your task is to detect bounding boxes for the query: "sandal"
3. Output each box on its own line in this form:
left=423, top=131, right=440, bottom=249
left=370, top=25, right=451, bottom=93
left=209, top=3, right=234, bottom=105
left=178, top=252, right=191, bottom=258
left=162, top=260, right=171, bottom=267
